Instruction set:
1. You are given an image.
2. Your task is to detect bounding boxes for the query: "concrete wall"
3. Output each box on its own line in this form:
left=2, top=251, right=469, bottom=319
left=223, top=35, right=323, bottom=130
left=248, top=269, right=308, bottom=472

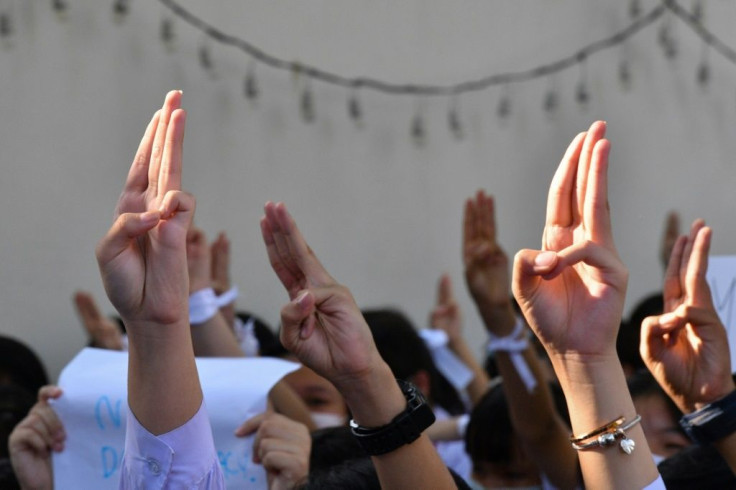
left=1, top=0, right=735, bottom=380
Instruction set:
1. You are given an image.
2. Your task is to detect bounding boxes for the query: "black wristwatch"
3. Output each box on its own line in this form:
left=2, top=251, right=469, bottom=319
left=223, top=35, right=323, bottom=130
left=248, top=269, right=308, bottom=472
left=349, top=379, right=436, bottom=456
left=680, top=389, right=736, bottom=445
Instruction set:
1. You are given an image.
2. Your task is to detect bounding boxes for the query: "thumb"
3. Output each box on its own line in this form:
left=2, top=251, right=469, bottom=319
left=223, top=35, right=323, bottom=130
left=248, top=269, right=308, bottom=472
left=235, top=412, right=265, bottom=438
left=96, top=211, right=161, bottom=264
left=512, top=248, right=557, bottom=300
left=280, top=290, right=317, bottom=348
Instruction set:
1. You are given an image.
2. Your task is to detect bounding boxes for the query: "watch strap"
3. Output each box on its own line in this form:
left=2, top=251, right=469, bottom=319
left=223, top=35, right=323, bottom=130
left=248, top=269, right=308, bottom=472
left=680, top=389, right=736, bottom=445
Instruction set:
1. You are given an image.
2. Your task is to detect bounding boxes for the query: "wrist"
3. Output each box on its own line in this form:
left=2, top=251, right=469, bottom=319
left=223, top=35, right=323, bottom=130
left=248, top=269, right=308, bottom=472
left=476, top=302, right=517, bottom=336
left=338, top=362, right=406, bottom=427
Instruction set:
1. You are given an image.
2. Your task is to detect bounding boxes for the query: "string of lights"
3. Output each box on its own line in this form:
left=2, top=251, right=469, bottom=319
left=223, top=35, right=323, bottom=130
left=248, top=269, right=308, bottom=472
left=156, top=0, right=667, bottom=96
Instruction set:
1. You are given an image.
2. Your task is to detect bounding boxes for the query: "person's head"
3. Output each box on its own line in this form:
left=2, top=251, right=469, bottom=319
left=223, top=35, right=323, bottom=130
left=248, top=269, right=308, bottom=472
left=619, top=293, right=664, bottom=377
left=282, top=364, right=349, bottom=429
left=0, top=336, right=48, bottom=395
left=307, top=426, right=471, bottom=490
left=465, top=382, right=569, bottom=489
left=659, top=443, right=736, bottom=489
left=362, top=308, right=465, bottom=415
left=235, top=311, right=280, bottom=356
left=628, top=371, right=690, bottom=460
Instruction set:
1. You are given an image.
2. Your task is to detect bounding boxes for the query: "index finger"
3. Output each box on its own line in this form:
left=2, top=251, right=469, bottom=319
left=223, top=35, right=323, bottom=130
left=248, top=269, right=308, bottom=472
left=545, top=132, right=586, bottom=228
left=272, top=202, right=334, bottom=286
left=685, top=225, right=712, bottom=307
left=663, top=235, right=687, bottom=311
left=157, top=108, right=186, bottom=196
left=437, top=274, right=453, bottom=305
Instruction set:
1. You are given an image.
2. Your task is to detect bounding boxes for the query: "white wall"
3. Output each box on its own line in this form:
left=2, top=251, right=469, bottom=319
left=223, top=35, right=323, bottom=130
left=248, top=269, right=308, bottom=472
left=2, top=0, right=735, bottom=381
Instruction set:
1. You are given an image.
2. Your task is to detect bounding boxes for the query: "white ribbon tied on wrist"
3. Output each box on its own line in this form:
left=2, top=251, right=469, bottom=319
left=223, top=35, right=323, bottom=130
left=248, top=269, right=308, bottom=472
left=419, top=329, right=475, bottom=391
left=486, top=317, right=537, bottom=393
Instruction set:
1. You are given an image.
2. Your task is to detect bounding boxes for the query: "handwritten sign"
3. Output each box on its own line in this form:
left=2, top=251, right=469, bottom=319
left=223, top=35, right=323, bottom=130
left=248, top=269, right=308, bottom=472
left=707, top=256, right=736, bottom=369
left=52, top=348, right=299, bottom=489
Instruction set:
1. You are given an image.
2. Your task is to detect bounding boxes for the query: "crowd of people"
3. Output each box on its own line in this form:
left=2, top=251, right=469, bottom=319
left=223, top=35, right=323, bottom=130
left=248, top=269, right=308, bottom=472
left=2, top=91, right=736, bottom=489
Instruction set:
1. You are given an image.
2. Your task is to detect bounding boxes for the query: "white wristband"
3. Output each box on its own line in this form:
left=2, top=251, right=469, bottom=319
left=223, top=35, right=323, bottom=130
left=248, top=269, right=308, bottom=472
left=487, top=317, right=537, bottom=393
left=419, top=329, right=475, bottom=391
left=215, top=285, right=239, bottom=307
left=189, top=288, right=219, bottom=324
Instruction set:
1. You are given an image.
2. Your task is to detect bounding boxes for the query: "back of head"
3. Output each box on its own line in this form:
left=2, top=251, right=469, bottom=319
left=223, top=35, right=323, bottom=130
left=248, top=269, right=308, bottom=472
left=362, top=308, right=465, bottom=415
left=659, top=444, right=736, bottom=489
left=0, top=335, right=48, bottom=395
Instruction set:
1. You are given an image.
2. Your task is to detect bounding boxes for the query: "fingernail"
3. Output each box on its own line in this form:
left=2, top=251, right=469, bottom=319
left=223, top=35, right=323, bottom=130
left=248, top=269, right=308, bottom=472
left=141, top=211, right=160, bottom=223
left=659, top=312, right=677, bottom=325
left=296, top=291, right=310, bottom=308
left=534, top=251, right=557, bottom=268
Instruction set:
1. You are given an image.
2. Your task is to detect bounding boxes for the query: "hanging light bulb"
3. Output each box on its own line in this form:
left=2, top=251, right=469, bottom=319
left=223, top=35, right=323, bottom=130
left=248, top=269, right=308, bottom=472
left=160, top=18, right=175, bottom=47
left=497, top=92, right=511, bottom=119
left=0, top=12, right=11, bottom=39
left=52, top=0, right=68, bottom=15
left=300, top=81, right=315, bottom=123
left=113, top=0, right=129, bottom=19
left=348, top=89, right=363, bottom=126
left=697, top=47, right=710, bottom=87
left=543, top=89, right=558, bottom=114
left=618, top=59, right=632, bottom=90
left=199, top=43, right=213, bottom=71
left=447, top=98, right=463, bottom=140
left=244, top=63, right=258, bottom=100
left=692, top=0, right=703, bottom=23
left=575, top=55, right=589, bottom=107
left=411, top=113, right=426, bottom=147
left=629, top=0, right=640, bottom=19
left=658, top=16, right=677, bottom=59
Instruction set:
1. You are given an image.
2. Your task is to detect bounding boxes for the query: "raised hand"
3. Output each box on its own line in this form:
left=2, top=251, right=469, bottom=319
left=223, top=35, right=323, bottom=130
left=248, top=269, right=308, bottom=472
left=261, top=201, right=457, bottom=490
left=236, top=411, right=311, bottom=490
left=9, top=386, right=65, bottom=490
left=260, top=201, right=383, bottom=391
left=73, top=291, right=124, bottom=350
left=660, top=211, right=680, bottom=270
left=463, top=191, right=511, bottom=307
left=512, top=121, right=627, bottom=360
left=96, top=90, right=193, bottom=327
left=641, top=220, right=734, bottom=413
left=429, top=274, right=462, bottom=343
left=210, top=232, right=231, bottom=295
left=187, top=226, right=212, bottom=293
left=95, top=91, right=202, bottom=436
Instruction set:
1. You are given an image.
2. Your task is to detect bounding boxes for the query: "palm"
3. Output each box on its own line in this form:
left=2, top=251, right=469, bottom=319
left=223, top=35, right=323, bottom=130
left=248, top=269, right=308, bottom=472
left=97, top=92, right=190, bottom=325
left=262, top=202, right=378, bottom=384
left=513, top=122, right=627, bottom=359
left=463, top=191, right=510, bottom=306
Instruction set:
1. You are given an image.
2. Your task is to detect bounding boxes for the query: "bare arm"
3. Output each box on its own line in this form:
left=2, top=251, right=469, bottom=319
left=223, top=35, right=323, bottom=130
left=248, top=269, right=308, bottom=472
left=513, top=122, right=659, bottom=489
left=463, top=190, right=577, bottom=488
left=261, top=201, right=457, bottom=490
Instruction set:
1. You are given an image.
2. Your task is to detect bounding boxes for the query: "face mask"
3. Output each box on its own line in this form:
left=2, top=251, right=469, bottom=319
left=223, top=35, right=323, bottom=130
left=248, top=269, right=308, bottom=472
left=310, top=411, right=347, bottom=429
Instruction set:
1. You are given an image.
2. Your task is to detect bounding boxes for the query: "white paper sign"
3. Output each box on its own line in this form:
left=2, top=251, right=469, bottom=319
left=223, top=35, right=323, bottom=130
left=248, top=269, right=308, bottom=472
left=707, top=256, right=736, bottom=368
left=52, top=348, right=299, bottom=489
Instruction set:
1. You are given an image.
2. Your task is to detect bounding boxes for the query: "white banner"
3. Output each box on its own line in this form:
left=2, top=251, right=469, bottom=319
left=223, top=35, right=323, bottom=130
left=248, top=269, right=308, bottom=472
left=707, top=256, right=736, bottom=370
left=52, top=348, right=299, bottom=489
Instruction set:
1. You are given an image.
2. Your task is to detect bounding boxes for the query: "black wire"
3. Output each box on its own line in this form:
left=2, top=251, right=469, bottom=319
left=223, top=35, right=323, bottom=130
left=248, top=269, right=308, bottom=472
left=157, top=0, right=727, bottom=97
left=664, top=0, right=736, bottom=65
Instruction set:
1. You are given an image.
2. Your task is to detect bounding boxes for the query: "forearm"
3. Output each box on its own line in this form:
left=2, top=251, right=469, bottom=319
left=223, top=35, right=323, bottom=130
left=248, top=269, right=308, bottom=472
left=268, top=381, right=316, bottom=431
left=552, top=354, right=659, bottom=490
left=126, top=320, right=203, bottom=435
left=339, top=363, right=457, bottom=490
left=496, top=347, right=578, bottom=488
left=447, top=336, right=489, bottom=406
left=190, top=310, right=245, bottom=357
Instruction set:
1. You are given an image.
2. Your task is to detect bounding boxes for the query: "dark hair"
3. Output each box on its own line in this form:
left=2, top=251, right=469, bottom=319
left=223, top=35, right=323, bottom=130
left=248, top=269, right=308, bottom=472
left=0, top=335, right=48, bottom=395
left=619, top=293, right=664, bottom=374
left=627, top=370, right=683, bottom=424
left=659, top=443, right=736, bottom=489
left=362, top=308, right=465, bottom=415
left=465, top=382, right=569, bottom=468
left=235, top=311, right=282, bottom=357
left=310, top=426, right=368, bottom=471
